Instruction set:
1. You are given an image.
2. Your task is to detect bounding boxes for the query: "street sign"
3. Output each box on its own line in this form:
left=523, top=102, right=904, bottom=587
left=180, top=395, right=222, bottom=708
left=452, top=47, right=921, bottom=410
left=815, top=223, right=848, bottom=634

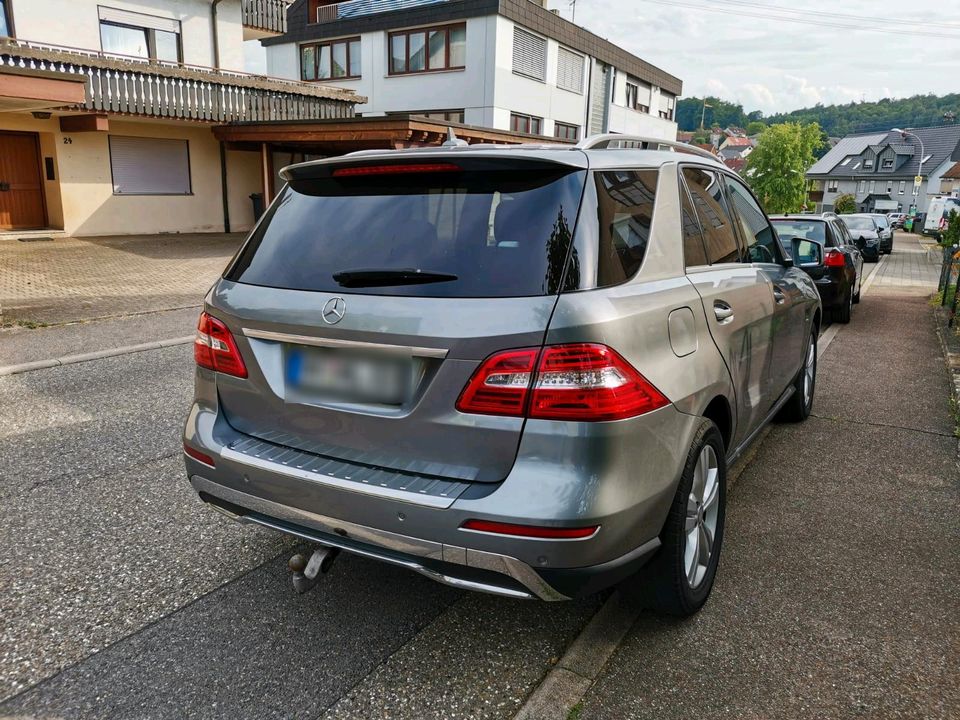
left=915, top=175, right=923, bottom=188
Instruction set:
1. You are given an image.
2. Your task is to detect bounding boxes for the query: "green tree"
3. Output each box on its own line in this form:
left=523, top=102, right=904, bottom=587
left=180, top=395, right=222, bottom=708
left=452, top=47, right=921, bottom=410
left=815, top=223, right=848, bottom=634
left=943, top=210, right=960, bottom=247
left=744, top=122, right=824, bottom=213
left=745, top=121, right=766, bottom=136
left=834, top=193, right=856, bottom=214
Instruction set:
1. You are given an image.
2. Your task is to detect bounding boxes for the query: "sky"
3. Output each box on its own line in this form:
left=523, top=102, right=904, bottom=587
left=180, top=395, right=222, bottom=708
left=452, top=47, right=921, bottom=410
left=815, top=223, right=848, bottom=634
left=546, top=0, right=960, bottom=115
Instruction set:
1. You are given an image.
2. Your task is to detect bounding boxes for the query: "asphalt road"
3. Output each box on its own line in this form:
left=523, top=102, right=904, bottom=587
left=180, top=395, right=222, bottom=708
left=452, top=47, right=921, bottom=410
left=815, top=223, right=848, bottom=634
left=1, top=239, right=956, bottom=719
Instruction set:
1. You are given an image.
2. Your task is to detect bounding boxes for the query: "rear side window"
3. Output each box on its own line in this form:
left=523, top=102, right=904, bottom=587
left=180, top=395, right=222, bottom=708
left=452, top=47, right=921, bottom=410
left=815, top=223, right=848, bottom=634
left=680, top=182, right=708, bottom=268
left=227, top=164, right=586, bottom=298
left=682, top=167, right=741, bottom=264
left=724, top=177, right=779, bottom=263
left=771, top=220, right=826, bottom=246
left=593, top=170, right=658, bottom=286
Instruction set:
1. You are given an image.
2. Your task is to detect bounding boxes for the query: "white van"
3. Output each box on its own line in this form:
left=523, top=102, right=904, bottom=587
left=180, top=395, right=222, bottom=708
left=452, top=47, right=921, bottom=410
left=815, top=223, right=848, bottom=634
left=923, top=196, right=960, bottom=238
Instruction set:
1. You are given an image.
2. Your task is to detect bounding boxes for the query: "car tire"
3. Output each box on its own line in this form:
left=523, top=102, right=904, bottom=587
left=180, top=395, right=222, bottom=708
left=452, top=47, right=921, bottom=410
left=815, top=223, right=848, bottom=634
left=641, top=418, right=726, bottom=617
left=833, top=289, right=852, bottom=324
left=853, top=278, right=861, bottom=304
left=776, top=328, right=817, bottom=423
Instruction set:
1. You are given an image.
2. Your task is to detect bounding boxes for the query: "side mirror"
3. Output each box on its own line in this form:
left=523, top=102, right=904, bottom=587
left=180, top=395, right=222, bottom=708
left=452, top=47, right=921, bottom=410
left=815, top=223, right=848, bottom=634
left=792, top=238, right=823, bottom=267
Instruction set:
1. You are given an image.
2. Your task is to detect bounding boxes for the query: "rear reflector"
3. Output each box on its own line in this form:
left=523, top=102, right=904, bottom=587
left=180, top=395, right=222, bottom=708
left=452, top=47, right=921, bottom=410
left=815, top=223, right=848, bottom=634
left=332, top=163, right=461, bottom=177
left=461, top=519, right=599, bottom=539
left=183, top=443, right=216, bottom=467
left=825, top=250, right=845, bottom=267
left=456, top=343, right=669, bottom=421
left=195, top=312, right=248, bottom=378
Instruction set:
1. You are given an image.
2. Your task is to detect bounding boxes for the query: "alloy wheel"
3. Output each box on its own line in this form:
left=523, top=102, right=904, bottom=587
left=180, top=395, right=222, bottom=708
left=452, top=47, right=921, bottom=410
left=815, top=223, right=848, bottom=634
left=684, top=445, right=720, bottom=589
left=803, top=338, right=816, bottom=407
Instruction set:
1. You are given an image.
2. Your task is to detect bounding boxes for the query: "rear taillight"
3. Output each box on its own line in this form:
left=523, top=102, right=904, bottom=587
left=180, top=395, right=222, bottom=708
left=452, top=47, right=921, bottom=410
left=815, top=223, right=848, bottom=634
left=456, top=343, right=669, bottom=422
left=461, top=519, right=599, bottom=539
left=825, top=250, right=845, bottom=267
left=194, top=312, right=247, bottom=378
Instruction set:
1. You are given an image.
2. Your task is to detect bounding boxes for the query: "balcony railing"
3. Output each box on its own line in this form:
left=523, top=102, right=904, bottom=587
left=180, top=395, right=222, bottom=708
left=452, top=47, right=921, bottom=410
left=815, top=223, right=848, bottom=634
left=0, top=38, right=359, bottom=123
left=242, top=0, right=290, bottom=35
left=316, top=0, right=449, bottom=24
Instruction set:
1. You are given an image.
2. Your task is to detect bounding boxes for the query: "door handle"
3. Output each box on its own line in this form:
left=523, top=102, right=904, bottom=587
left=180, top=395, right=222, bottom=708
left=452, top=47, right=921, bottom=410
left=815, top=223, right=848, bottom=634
left=713, top=301, right=734, bottom=324
left=773, top=287, right=786, bottom=304
left=0, top=182, right=9, bottom=192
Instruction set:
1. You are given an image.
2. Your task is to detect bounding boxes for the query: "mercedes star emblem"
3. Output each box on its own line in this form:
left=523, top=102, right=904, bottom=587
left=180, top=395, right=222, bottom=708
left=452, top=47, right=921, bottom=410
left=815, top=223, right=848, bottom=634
left=322, top=296, right=346, bottom=325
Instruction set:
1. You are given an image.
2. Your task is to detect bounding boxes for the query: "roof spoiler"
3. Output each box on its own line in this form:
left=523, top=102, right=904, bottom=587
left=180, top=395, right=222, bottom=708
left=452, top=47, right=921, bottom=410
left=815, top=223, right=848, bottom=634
left=576, top=134, right=719, bottom=161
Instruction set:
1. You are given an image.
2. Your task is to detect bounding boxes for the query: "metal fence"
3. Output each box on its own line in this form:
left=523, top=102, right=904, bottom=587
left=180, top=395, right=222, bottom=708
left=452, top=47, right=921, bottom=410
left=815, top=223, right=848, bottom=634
left=937, top=245, right=960, bottom=327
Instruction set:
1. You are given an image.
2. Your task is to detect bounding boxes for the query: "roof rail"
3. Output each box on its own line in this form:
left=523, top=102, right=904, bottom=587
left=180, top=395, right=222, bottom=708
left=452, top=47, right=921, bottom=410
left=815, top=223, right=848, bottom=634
left=576, top=134, right=719, bottom=162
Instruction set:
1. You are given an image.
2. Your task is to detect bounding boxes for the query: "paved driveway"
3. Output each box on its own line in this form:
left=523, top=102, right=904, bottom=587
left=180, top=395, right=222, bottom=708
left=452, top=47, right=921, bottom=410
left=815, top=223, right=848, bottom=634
left=0, top=234, right=243, bottom=325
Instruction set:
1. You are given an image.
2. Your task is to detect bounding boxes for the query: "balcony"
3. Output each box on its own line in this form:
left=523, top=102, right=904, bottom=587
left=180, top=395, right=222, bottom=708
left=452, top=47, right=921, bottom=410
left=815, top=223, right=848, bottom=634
left=242, top=0, right=291, bottom=40
left=0, top=38, right=360, bottom=124
left=314, top=0, right=449, bottom=24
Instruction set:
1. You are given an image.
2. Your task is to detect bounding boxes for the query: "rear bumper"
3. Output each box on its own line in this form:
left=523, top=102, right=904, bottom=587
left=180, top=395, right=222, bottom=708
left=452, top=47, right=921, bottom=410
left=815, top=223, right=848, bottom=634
left=183, top=394, right=699, bottom=600
left=861, top=245, right=881, bottom=260
left=813, top=277, right=844, bottom=309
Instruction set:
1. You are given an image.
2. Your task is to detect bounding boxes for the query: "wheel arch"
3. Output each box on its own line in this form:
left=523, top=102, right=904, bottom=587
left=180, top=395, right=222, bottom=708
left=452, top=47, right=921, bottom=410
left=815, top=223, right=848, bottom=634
left=701, top=395, right=733, bottom=454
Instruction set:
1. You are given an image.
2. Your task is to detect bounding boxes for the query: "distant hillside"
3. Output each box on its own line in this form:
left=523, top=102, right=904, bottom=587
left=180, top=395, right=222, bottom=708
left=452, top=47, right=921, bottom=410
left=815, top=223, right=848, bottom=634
left=677, top=94, right=960, bottom=137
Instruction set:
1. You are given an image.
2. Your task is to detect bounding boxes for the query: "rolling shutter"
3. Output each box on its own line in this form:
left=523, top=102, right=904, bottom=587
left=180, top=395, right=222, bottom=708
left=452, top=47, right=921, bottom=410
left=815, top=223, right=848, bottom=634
left=557, top=47, right=584, bottom=93
left=98, top=7, right=180, bottom=33
left=512, top=27, right=546, bottom=81
left=109, top=136, right=191, bottom=195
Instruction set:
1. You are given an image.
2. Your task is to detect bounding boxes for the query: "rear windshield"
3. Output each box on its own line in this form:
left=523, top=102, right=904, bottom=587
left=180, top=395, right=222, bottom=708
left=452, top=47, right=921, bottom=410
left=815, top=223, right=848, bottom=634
left=843, top=216, right=875, bottom=231
left=771, top=220, right=826, bottom=245
left=226, top=164, right=586, bottom=298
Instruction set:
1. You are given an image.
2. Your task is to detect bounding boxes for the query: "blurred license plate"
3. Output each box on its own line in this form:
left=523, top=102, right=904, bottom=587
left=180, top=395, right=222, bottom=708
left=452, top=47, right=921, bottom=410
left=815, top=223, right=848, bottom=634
left=286, top=346, right=411, bottom=405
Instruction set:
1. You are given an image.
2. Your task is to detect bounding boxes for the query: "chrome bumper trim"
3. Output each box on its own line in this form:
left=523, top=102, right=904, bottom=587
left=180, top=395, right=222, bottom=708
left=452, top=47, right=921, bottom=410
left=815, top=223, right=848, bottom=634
left=242, top=328, right=448, bottom=359
left=189, top=475, right=569, bottom=601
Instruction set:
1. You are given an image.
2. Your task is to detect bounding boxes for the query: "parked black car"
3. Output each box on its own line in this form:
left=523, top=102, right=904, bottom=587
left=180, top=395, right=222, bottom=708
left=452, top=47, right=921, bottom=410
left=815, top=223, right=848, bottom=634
left=839, top=215, right=883, bottom=261
left=772, top=215, right=863, bottom=323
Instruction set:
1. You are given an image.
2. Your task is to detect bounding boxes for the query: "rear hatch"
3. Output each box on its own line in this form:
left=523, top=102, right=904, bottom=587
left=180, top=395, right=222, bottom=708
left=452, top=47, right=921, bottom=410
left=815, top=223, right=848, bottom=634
left=210, top=154, right=587, bottom=483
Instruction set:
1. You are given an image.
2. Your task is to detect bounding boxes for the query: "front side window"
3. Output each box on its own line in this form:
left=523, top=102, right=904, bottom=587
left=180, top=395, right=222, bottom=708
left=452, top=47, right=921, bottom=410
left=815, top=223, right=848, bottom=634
left=682, top=167, right=741, bottom=264
left=301, top=38, right=361, bottom=80
left=511, top=113, right=542, bottom=135
left=227, top=163, right=586, bottom=298
left=725, top=176, right=779, bottom=263
left=389, top=24, right=465, bottom=75
left=594, top=170, right=659, bottom=286
left=554, top=122, right=579, bottom=141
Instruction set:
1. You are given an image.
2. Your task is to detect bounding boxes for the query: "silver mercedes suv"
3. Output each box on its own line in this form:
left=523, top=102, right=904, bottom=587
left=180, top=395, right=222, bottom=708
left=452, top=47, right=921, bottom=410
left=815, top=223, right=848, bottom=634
left=183, top=135, right=821, bottom=616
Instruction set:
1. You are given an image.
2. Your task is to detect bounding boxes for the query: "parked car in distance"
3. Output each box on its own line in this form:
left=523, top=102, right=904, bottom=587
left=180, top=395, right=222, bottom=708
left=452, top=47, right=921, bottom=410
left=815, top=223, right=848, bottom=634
left=183, top=135, right=822, bottom=617
left=923, top=196, right=960, bottom=239
left=771, top=215, right=863, bottom=324
left=887, top=212, right=906, bottom=229
left=867, top=213, right=895, bottom=254
left=839, top=214, right=883, bottom=261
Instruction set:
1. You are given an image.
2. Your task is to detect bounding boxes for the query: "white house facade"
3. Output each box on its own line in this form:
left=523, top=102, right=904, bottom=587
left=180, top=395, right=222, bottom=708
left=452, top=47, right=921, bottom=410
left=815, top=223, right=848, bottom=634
left=262, top=0, right=681, bottom=143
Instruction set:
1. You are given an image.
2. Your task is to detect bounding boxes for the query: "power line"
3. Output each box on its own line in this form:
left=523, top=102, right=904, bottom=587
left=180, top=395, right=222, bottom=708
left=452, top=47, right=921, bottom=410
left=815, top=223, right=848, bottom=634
left=639, top=0, right=960, bottom=39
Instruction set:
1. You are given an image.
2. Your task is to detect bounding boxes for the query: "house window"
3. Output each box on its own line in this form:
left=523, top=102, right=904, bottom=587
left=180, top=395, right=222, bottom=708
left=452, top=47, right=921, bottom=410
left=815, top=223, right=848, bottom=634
left=637, top=104, right=650, bottom=114
left=0, top=0, right=12, bottom=37
left=301, top=37, right=361, bottom=80
left=899, top=180, right=906, bottom=195
left=887, top=181, right=893, bottom=193
left=556, top=47, right=584, bottom=93
left=858, top=180, right=867, bottom=193
left=389, top=24, right=465, bottom=75
left=625, top=82, right=638, bottom=109
left=512, top=27, right=546, bottom=81
left=109, top=136, right=191, bottom=195
left=864, top=158, right=874, bottom=169
left=511, top=112, right=542, bottom=135
left=827, top=180, right=839, bottom=193
left=869, top=181, right=875, bottom=193
left=99, top=8, right=181, bottom=63
left=554, top=122, right=579, bottom=141
left=420, top=109, right=465, bottom=123
left=913, top=182, right=920, bottom=196
left=882, top=157, right=894, bottom=169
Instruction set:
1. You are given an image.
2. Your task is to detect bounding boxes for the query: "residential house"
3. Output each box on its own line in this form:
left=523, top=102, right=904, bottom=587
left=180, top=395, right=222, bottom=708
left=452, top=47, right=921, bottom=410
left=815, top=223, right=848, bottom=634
left=939, top=162, right=960, bottom=197
left=805, top=125, right=960, bottom=215
left=719, top=135, right=753, bottom=163
left=0, top=0, right=360, bottom=236
left=260, top=0, right=682, bottom=143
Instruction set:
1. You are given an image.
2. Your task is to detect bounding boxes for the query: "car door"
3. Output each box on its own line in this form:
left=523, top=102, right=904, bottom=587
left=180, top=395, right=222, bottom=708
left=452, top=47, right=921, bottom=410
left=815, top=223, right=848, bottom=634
left=830, top=219, right=863, bottom=291
left=681, top=165, right=777, bottom=449
left=723, top=174, right=807, bottom=403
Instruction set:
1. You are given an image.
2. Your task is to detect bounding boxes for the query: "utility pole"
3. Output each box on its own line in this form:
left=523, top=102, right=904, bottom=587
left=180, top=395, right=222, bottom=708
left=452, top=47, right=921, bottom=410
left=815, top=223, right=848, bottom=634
left=700, top=99, right=712, bottom=130
left=569, top=0, right=577, bottom=22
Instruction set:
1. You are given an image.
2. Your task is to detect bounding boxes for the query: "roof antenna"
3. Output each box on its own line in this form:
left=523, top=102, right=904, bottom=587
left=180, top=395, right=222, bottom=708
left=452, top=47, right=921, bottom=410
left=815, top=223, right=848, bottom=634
left=442, top=127, right=468, bottom=148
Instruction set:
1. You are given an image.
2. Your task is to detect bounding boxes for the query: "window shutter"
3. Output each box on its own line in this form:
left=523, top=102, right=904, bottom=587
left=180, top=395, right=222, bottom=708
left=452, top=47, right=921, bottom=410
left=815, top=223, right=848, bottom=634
left=98, top=7, right=180, bottom=33
left=557, top=47, right=583, bottom=92
left=109, top=136, right=191, bottom=195
left=512, top=28, right=546, bottom=81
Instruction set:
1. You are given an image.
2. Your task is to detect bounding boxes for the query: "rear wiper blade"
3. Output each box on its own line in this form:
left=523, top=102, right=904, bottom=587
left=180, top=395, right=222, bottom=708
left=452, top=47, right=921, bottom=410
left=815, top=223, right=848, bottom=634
left=332, top=268, right=459, bottom=288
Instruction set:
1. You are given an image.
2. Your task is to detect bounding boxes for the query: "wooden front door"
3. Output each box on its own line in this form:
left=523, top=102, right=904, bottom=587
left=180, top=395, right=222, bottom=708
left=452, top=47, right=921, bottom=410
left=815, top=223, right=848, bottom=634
left=0, top=132, right=46, bottom=230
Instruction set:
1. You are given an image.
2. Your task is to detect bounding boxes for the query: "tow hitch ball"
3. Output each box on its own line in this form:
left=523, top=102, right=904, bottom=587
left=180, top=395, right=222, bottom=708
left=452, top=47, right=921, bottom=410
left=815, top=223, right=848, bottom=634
left=288, top=546, right=340, bottom=594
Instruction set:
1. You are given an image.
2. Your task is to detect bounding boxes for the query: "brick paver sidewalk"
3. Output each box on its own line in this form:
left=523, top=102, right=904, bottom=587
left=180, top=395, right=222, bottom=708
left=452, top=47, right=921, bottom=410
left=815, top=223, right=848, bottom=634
left=0, top=234, right=244, bottom=325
